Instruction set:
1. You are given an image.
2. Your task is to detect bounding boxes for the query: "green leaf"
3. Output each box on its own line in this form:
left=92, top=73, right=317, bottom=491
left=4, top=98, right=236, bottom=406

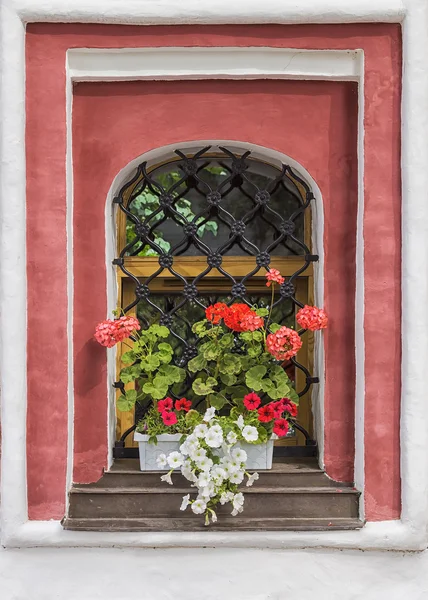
left=158, top=364, right=186, bottom=384
left=255, top=307, right=269, bottom=317
left=191, top=320, right=209, bottom=336
left=207, top=393, right=228, bottom=410
left=247, top=345, right=262, bottom=358
left=200, top=341, right=220, bottom=361
left=117, top=393, right=136, bottom=412
left=218, top=354, right=241, bottom=375
left=192, top=377, right=217, bottom=396
left=287, top=386, right=300, bottom=405
left=252, top=330, right=264, bottom=342
left=120, top=365, right=141, bottom=384
left=218, top=333, right=234, bottom=349
left=143, top=379, right=168, bottom=400
left=149, top=324, right=170, bottom=338
left=188, top=353, right=208, bottom=373
left=220, top=372, right=237, bottom=386
left=158, top=342, right=173, bottom=353
left=225, top=385, right=249, bottom=401
left=245, top=365, right=267, bottom=391
left=121, top=350, right=136, bottom=364
left=140, top=354, right=161, bottom=372
left=269, top=323, right=282, bottom=333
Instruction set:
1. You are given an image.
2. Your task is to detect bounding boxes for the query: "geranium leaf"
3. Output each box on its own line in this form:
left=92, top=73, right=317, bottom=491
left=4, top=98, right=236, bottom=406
left=218, top=354, right=241, bottom=375
left=192, top=377, right=217, bottom=396
left=117, top=394, right=136, bottom=412
left=245, top=365, right=267, bottom=391
left=140, top=355, right=161, bottom=372
left=121, top=351, right=136, bottom=364
left=220, top=372, right=237, bottom=386
left=207, top=393, right=227, bottom=410
left=188, top=354, right=207, bottom=373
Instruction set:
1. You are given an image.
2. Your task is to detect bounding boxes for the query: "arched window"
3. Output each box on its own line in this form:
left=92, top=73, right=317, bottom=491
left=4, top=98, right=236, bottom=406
left=113, top=143, right=318, bottom=456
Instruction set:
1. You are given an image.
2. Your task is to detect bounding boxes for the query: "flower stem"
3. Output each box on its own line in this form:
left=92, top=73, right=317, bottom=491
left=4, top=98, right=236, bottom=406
left=266, top=283, right=275, bottom=333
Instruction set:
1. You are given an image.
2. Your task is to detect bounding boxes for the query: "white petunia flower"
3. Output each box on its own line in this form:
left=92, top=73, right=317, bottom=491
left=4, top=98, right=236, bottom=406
left=233, top=492, right=245, bottom=509
left=156, top=453, right=168, bottom=468
left=194, top=424, right=208, bottom=438
left=235, top=415, right=245, bottom=430
left=203, top=407, right=216, bottom=422
left=205, top=429, right=223, bottom=448
left=210, top=511, right=218, bottom=523
left=220, top=491, right=234, bottom=505
left=196, top=456, right=214, bottom=472
left=229, top=470, right=244, bottom=484
left=228, top=458, right=242, bottom=474
left=231, top=506, right=243, bottom=516
left=186, top=436, right=200, bottom=453
left=246, top=472, right=260, bottom=487
left=197, top=472, right=212, bottom=488
left=210, top=424, right=223, bottom=436
left=190, top=446, right=207, bottom=462
left=180, top=494, right=190, bottom=511
left=232, top=447, right=247, bottom=463
left=191, top=499, right=207, bottom=514
left=242, top=425, right=258, bottom=442
left=227, top=431, right=238, bottom=444
left=200, top=482, right=215, bottom=499
left=167, top=451, right=184, bottom=469
left=179, top=442, right=189, bottom=456
left=211, top=466, right=226, bottom=483
left=160, top=471, right=173, bottom=485
left=181, top=465, right=197, bottom=483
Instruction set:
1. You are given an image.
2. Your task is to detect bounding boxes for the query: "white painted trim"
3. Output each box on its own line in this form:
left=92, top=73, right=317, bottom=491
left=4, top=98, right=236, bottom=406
left=68, top=48, right=362, bottom=82
left=1, top=0, right=427, bottom=553
left=15, top=0, right=406, bottom=24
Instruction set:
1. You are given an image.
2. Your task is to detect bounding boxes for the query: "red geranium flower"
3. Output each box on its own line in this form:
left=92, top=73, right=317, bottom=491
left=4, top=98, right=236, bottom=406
left=158, top=397, right=173, bottom=413
left=162, top=411, right=177, bottom=426
left=296, top=305, right=328, bottom=331
left=114, top=315, right=141, bottom=341
left=206, top=302, right=228, bottom=325
left=257, top=404, right=275, bottom=423
left=266, top=326, right=302, bottom=361
left=243, top=392, right=261, bottom=410
left=223, top=303, right=252, bottom=332
left=273, top=418, right=289, bottom=437
left=175, top=398, right=192, bottom=412
left=265, top=269, right=285, bottom=287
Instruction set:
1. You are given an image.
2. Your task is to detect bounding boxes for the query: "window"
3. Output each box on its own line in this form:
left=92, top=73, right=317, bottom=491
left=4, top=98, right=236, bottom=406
left=114, top=144, right=317, bottom=456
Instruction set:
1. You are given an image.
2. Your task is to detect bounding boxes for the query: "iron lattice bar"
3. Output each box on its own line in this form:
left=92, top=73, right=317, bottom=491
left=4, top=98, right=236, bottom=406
left=113, top=146, right=318, bottom=456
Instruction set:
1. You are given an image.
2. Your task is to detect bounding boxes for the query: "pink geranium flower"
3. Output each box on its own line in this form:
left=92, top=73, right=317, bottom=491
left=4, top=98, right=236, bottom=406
left=296, top=305, right=328, bottom=331
left=266, top=327, right=302, bottom=361
left=239, top=312, right=264, bottom=331
left=94, top=319, right=120, bottom=348
left=265, top=269, right=285, bottom=287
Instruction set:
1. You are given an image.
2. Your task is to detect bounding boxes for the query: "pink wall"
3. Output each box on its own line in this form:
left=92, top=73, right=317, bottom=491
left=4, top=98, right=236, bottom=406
left=26, top=23, right=401, bottom=522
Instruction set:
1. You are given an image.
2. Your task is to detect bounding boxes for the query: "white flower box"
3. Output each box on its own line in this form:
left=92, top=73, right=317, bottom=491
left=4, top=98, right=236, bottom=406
left=134, top=433, right=182, bottom=471
left=134, top=432, right=275, bottom=471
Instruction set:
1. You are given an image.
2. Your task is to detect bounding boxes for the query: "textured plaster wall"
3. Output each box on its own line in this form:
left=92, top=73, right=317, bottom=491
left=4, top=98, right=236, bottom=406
left=25, top=23, right=401, bottom=523
left=1, top=547, right=428, bottom=599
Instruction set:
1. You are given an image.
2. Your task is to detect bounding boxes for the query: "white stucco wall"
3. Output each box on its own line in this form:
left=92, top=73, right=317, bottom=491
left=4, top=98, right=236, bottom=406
left=1, top=547, right=428, bottom=599
left=2, top=0, right=428, bottom=597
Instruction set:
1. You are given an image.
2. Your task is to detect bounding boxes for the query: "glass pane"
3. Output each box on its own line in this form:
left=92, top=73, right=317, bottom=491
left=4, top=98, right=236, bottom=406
left=125, top=155, right=306, bottom=258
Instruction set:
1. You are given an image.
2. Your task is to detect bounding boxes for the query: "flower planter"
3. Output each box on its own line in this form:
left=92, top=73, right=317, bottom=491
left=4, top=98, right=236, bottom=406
left=134, top=432, right=275, bottom=471
left=230, top=438, right=275, bottom=470
left=134, top=432, right=181, bottom=471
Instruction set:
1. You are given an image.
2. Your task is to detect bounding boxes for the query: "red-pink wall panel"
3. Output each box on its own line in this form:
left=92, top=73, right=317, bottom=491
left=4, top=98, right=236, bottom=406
left=26, top=23, right=401, bottom=521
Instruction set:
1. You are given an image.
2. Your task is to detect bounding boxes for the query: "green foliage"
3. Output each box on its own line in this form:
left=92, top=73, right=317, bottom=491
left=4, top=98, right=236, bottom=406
left=192, top=377, right=217, bottom=396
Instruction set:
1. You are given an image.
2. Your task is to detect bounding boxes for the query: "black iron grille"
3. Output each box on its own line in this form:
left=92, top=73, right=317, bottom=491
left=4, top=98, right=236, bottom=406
left=113, top=145, right=318, bottom=454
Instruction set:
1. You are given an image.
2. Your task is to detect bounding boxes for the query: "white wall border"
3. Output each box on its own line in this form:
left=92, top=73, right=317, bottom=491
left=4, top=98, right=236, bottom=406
left=1, top=0, right=427, bottom=552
